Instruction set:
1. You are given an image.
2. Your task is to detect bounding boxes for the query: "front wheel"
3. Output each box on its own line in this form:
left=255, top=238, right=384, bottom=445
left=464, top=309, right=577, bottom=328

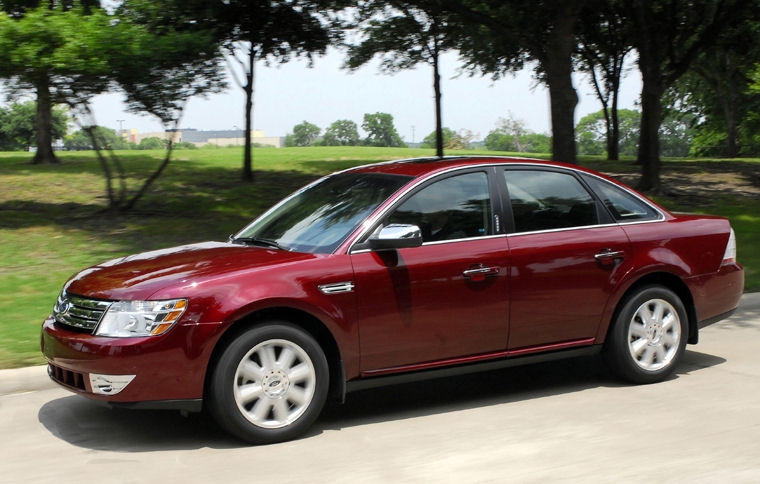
left=604, top=286, right=688, bottom=384
left=207, top=322, right=329, bottom=444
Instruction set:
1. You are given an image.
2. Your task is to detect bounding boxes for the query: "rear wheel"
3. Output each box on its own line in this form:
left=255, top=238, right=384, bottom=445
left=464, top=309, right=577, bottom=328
left=605, top=286, right=688, bottom=384
left=207, top=322, right=329, bottom=444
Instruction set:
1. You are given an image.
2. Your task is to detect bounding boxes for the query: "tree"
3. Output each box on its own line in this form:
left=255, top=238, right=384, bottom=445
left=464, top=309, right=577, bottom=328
left=576, top=0, right=632, bottom=160
left=64, top=126, right=129, bottom=151
left=0, top=101, right=68, bottom=151
left=666, top=18, right=760, bottom=157
left=625, top=0, right=753, bottom=191
left=422, top=127, right=455, bottom=149
left=449, top=0, right=586, bottom=164
left=346, top=2, right=458, bottom=157
left=483, top=115, right=531, bottom=152
left=290, top=121, right=321, bottom=146
left=0, top=3, right=113, bottom=163
left=576, top=109, right=640, bottom=157
left=69, top=0, right=225, bottom=210
left=362, top=112, right=406, bottom=147
left=215, top=0, right=335, bottom=181
left=322, top=119, right=360, bottom=146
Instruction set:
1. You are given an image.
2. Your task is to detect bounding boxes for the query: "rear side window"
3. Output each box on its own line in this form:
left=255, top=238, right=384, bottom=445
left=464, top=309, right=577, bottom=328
left=582, top=175, right=660, bottom=222
left=388, top=171, right=492, bottom=243
left=504, top=170, right=598, bottom=233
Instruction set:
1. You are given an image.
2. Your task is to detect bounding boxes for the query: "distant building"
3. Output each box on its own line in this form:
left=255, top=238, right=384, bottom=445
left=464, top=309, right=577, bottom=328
left=133, top=129, right=282, bottom=148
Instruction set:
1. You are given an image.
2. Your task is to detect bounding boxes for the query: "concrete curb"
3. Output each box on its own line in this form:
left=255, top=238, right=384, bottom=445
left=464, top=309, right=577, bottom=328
left=2, top=292, right=758, bottom=397
left=0, top=365, right=56, bottom=396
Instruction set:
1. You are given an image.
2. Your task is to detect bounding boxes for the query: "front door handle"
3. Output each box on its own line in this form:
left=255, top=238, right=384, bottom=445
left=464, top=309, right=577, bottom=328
left=594, top=249, right=625, bottom=263
left=463, top=266, right=500, bottom=281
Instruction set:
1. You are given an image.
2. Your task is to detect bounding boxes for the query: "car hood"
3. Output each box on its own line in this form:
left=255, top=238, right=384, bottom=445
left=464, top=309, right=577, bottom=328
left=64, top=241, right=316, bottom=301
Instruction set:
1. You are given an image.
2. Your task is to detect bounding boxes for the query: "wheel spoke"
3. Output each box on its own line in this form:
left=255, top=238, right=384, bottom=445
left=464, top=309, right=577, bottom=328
left=655, top=345, right=667, bottom=363
left=641, top=346, right=655, bottom=366
left=272, top=398, right=290, bottom=423
left=277, top=347, right=297, bottom=370
left=252, top=397, right=273, bottom=422
left=237, top=383, right=263, bottom=405
left=652, top=302, right=665, bottom=323
left=631, top=338, right=648, bottom=356
left=662, top=313, right=676, bottom=331
left=287, top=385, right=308, bottom=405
left=288, top=362, right=311, bottom=383
left=637, top=305, right=653, bottom=323
left=662, top=332, right=677, bottom=347
left=258, top=345, right=277, bottom=370
left=239, top=360, right=265, bottom=382
left=630, top=322, right=647, bottom=338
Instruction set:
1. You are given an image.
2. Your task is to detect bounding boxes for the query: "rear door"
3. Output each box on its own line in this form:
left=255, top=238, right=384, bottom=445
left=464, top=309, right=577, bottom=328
left=501, top=168, right=633, bottom=350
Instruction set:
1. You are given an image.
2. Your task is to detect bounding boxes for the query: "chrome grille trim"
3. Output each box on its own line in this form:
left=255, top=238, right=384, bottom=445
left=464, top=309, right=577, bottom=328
left=53, top=292, right=112, bottom=333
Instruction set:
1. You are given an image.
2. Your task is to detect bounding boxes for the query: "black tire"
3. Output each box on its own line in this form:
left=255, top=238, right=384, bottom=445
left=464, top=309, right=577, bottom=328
left=604, top=285, right=688, bottom=384
left=207, top=322, right=329, bottom=444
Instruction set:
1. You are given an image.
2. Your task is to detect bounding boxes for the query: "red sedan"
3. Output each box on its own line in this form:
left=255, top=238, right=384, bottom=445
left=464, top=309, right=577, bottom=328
left=42, top=156, right=743, bottom=443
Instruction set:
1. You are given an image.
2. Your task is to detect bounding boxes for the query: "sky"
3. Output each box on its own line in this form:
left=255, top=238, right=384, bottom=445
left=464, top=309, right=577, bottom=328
left=88, top=48, right=643, bottom=142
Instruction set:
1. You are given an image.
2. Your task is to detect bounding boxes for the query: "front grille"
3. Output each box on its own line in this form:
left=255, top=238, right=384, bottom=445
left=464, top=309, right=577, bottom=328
left=53, top=292, right=112, bottom=333
left=48, top=363, right=87, bottom=391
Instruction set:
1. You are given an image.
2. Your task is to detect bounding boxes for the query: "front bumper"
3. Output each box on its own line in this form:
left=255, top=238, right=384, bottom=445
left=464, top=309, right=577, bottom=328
left=41, top=315, right=225, bottom=405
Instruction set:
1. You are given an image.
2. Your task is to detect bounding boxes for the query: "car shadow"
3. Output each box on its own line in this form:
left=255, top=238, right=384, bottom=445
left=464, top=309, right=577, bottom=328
left=38, top=350, right=725, bottom=451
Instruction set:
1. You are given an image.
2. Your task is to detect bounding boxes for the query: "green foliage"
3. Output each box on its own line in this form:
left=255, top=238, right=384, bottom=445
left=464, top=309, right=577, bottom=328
left=658, top=113, right=695, bottom=158
left=422, top=128, right=455, bottom=149
left=576, top=109, right=641, bottom=157
left=137, top=137, right=169, bottom=150
left=484, top=116, right=551, bottom=153
left=362, top=112, right=405, bottom=147
left=290, top=121, right=321, bottom=147
left=64, top=126, right=129, bottom=151
left=0, top=101, right=68, bottom=150
left=322, top=119, right=360, bottom=146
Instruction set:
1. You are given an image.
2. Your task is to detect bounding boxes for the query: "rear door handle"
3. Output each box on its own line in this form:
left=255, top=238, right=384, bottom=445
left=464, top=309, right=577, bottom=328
left=463, top=266, right=500, bottom=281
left=594, top=250, right=625, bottom=263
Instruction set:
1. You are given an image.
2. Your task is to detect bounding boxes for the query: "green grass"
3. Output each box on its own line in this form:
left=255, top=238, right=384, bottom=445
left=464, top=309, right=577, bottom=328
left=0, top=146, right=757, bottom=368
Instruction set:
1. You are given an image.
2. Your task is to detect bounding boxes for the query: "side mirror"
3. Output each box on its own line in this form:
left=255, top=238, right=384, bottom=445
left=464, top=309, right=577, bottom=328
left=369, top=224, right=423, bottom=250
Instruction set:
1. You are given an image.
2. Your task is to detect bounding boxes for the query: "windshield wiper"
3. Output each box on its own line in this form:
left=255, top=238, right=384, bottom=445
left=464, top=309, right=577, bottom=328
left=230, top=236, right=291, bottom=251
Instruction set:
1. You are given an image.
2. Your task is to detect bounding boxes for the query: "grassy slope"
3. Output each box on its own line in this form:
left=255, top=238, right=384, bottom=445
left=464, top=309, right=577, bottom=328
left=0, top=146, right=756, bottom=368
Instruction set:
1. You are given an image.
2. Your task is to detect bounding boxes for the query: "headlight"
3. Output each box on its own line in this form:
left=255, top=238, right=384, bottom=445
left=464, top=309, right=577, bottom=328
left=95, top=299, right=187, bottom=337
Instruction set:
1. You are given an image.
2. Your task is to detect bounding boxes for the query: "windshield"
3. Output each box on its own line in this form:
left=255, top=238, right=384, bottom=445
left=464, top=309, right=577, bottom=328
left=234, top=172, right=413, bottom=253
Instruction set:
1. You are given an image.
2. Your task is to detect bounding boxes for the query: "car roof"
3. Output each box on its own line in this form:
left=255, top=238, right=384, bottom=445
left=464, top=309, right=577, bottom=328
left=346, top=156, right=594, bottom=178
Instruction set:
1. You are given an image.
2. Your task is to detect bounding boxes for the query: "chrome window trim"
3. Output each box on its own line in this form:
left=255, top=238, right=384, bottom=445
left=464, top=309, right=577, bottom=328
left=343, top=160, right=667, bottom=254
left=350, top=234, right=508, bottom=255
left=575, top=170, right=666, bottom=223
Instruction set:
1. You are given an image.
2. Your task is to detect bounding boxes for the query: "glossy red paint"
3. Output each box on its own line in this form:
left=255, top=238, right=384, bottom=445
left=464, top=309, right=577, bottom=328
left=352, top=237, right=509, bottom=371
left=41, top=156, right=745, bottom=410
left=507, top=225, right=633, bottom=349
left=361, top=337, right=596, bottom=377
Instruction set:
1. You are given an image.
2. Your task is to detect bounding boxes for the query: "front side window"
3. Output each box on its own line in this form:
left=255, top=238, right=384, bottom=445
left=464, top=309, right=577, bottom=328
left=505, top=170, right=598, bottom=233
left=388, top=172, right=492, bottom=243
left=235, top=172, right=412, bottom=253
left=582, top=174, right=660, bottom=222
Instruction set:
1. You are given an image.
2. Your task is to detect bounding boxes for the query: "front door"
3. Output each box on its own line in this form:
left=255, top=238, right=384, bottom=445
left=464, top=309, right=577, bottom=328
left=351, top=170, right=509, bottom=372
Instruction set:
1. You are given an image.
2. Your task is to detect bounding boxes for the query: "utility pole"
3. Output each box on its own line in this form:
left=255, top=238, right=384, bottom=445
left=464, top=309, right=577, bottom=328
left=411, top=125, right=415, bottom=144
left=116, top=120, right=125, bottom=136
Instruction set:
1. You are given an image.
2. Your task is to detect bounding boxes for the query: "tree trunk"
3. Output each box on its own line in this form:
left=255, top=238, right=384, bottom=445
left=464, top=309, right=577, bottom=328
left=542, top=7, right=579, bottom=164
left=609, top=75, right=621, bottom=161
left=31, top=76, right=59, bottom=165
left=432, top=48, right=443, bottom=158
left=637, top=77, right=663, bottom=192
left=242, top=45, right=255, bottom=182
left=723, top=100, right=738, bottom=157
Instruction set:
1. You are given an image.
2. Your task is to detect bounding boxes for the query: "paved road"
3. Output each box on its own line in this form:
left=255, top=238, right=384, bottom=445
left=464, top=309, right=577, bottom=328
left=2, top=294, right=759, bottom=483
